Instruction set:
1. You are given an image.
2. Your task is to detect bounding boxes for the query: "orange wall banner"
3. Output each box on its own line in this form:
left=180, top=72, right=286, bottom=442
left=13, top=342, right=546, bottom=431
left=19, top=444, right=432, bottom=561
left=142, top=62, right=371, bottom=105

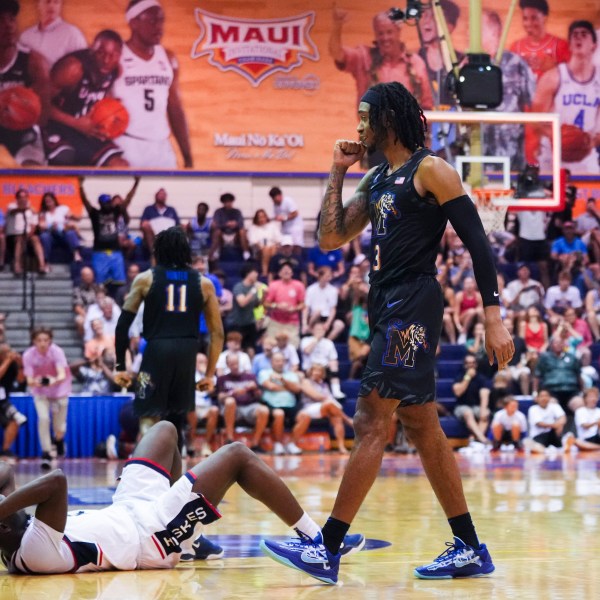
left=0, top=177, right=83, bottom=215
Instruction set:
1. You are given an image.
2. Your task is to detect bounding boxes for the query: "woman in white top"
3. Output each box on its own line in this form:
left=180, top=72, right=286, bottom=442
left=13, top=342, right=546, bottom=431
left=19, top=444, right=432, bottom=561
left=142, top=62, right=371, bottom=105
left=38, top=192, right=82, bottom=263
left=247, top=209, right=281, bottom=277
left=290, top=364, right=354, bottom=454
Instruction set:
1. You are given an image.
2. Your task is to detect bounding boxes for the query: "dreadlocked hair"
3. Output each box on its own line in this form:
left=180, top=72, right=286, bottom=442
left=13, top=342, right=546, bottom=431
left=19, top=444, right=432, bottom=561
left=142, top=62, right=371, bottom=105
left=367, top=82, right=427, bottom=152
left=153, top=226, right=192, bottom=268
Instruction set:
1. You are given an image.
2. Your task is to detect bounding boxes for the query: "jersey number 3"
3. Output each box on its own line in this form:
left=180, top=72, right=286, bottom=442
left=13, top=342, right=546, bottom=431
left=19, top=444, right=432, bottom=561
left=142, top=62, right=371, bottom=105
left=373, top=244, right=382, bottom=271
left=166, top=284, right=187, bottom=312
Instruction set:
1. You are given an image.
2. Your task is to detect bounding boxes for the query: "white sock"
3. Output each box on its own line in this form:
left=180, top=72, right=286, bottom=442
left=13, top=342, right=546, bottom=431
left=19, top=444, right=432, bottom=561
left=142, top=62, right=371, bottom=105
left=292, top=512, right=321, bottom=541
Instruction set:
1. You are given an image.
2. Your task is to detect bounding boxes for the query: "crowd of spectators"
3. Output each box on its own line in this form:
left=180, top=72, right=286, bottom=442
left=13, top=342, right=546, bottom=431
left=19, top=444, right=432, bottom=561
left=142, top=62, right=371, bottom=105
left=3, top=179, right=600, bottom=461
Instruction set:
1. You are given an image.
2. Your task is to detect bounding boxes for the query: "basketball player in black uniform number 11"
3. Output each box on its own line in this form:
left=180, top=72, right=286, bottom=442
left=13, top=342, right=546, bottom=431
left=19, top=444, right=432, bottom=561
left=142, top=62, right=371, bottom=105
left=113, top=227, right=224, bottom=447
left=261, top=82, right=515, bottom=584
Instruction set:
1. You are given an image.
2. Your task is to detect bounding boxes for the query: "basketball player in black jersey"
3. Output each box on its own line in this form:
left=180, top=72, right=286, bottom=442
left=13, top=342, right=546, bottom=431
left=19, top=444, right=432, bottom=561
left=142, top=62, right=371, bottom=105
left=45, top=29, right=128, bottom=167
left=261, top=82, right=515, bottom=584
left=0, top=0, right=49, bottom=166
left=114, top=226, right=224, bottom=450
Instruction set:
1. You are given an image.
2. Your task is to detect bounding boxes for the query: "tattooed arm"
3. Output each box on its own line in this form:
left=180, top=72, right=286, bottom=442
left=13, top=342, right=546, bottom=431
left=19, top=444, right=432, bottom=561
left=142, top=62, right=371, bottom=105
left=318, top=140, right=375, bottom=250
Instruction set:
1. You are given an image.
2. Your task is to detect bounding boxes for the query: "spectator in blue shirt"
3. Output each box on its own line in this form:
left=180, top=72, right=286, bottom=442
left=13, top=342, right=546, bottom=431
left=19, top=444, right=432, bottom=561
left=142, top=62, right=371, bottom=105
left=193, top=255, right=222, bottom=354
left=307, top=243, right=345, bottom=282
left=139, top=188, right=180, bottom=253
left=551, top=221, right=588, bottom=272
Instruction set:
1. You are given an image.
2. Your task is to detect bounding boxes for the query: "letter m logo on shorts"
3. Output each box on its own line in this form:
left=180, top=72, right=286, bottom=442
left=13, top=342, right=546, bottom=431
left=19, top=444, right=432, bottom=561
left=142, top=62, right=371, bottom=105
left=192, top=10, right=319, bottom=87
left=382, top=320, right=429, bottom=368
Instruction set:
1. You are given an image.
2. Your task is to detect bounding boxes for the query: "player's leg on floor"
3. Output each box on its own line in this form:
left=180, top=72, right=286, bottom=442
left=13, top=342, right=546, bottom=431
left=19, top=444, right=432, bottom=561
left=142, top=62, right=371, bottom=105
left=188, top=442, right=303, bottom=527
left=131, top=421, right=181, bottom=480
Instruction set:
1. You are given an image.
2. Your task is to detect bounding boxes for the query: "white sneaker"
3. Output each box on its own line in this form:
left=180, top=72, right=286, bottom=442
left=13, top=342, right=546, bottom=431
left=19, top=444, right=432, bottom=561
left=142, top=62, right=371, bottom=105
left=457, top=333, right=467, bottom=345
left=286, top=441, right=302, bottom=455
left=201, top=443, right=212, bottom=457
left=106, top=434, right=118, bottom=460
left=273, top=442, right=285, bottom=455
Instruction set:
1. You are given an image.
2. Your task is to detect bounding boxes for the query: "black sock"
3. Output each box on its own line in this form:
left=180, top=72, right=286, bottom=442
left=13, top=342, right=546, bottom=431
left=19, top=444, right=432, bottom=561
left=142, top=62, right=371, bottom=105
left=448, top=512, right=480, bottom=549
left=321, top=517, right=350, bottom=555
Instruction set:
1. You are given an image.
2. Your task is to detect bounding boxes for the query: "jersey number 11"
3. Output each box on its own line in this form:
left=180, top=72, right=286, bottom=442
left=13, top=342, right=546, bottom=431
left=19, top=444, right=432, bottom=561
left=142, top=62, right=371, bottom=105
left=166, top=284, right=187, bottom=312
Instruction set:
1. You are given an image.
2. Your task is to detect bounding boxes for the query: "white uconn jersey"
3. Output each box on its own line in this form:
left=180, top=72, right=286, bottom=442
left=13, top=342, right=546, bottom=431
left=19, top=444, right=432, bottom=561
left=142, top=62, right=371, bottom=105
left=113, top=44, right=173, bottom=140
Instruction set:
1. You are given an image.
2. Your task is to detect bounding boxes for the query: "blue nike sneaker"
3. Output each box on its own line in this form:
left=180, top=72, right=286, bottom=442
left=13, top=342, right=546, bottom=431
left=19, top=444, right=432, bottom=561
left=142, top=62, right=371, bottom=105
left=260, top=532, right=340, bottom=585
left=180, top=535, right=224, bottom=561
left=339, top=533, right=366, bottom=556
left=414, top=536, right=495, bottom=579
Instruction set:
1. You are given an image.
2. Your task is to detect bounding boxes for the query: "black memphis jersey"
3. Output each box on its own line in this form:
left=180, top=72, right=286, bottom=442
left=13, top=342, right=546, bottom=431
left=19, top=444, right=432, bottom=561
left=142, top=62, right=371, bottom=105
left=368, top=148, right=447, bottom=286
left=51, top=50, right=118, bottom=118
left=0, top=49, right=32, bottom=91
left=143, top=266, right=203, bottom=341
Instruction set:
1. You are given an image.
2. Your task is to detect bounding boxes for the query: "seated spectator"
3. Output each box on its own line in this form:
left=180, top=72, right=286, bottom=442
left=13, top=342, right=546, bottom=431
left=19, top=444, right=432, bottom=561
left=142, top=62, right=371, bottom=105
left=111, top=177, right=140, bottom=260
left=209, top=193, right=250, bottom=261
left=524, top=389, right=567, bottom=453
left=491, top=396, right=527, bottom=451
left=269, top=186, right=304, bottom=255
left=519, top=305, right=549, bottom=353
left=84, top=318, right=115, bottom=361
left=496, top=273, right=513, bottom=321
left=267, top=236, right=307, bottom=285
left=139, top=188, right=180, bottom=253
left=337, top=264, right=369, bottom=328
left=215, top=332, right=252, bottom=376
left=585, top=284, right=600, bottom=341
left=544, top=270, right=582, bottom=329
left=228, top=264, right=262, bottom=354
left=252, top=336, right=276, bottom=376
left=291, top=364, right=354, bottom=455
left=488, top=371, right=513, bottom=412
left=70, top=350, right=117, bottom=395
left=453, top=276, right=484, bottom=343
left=114, top=263, right=140, bottom=308
left=192, top=255, right=223, bottom=353
left=186, top=202, right=212, bottom=257
left=5, top=189, right=47, bottom=275
left=550, top=220, right=587, bottom=271
left=0, top=344, right=27, bottom=458
left=213, top=270, right=233, bottom=322
left=303, top=266, right=345, bottom=341
left=502, top=316, right=531, bottom=395
left=554, top=315, right=589, bottom=363
left=348, top=293, right=370, bottom=379
left=218, top=354, right=267, bottom=452
left=300, top=322, right=344, bottom=399
left=452, top=355, right=491, bottom=445
left=37, top=192, right=82, bottom=263
left=505, top=263, right=545, bottom=316
left=449, top=250, right=474, bottom=291
left=534, top=336, right=583, bottom=416
left=575, top=198, right=600, bottom=263
left=306, top=243, right=344, bottom=282
left=83, top=296, right=121, bottom=342
left=571, top=387, right=600, bottom=451
left=78, top=178, right=126, bottom=288
left=72, top=267, right=103, bottom=337
left=264, top=262, right=305, bottom=347
left=186, top=353, right=219, bottom=458
left=273, top=331, right=300, bottom=372
left=247, top=209, right=281, bottom=277
left=258, top=352, right=301, bottom=455
left=437, top=264, right=457, bottom=344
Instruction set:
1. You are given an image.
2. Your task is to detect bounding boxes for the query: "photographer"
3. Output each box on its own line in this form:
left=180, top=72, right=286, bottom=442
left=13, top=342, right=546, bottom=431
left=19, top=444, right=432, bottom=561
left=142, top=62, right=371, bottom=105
left=0, top=344, right=27, bottom=458
left=70, top=349, right=118, bottom=395
left=22, top=327, right=71, bottom=468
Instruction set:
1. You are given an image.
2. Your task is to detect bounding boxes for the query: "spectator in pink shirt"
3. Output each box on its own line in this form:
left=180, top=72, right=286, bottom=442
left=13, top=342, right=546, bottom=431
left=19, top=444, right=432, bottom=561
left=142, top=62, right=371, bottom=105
left=22, top=327, right=72, bottom=468
left=264, top=262, right=306, bottom=347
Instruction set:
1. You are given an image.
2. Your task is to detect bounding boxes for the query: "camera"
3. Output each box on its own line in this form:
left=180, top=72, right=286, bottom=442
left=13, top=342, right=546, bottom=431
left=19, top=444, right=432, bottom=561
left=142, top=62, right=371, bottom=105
left=388, top=1, right=424, bottom=23
left=456, top=54, right=503, bottom=109
left=40, top=376, right=51, bottom=386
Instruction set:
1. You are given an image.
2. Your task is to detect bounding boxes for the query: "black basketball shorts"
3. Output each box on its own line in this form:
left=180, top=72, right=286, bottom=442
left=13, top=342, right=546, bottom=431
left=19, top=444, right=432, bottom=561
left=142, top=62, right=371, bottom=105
left=358, top=276, right=443, bottom=406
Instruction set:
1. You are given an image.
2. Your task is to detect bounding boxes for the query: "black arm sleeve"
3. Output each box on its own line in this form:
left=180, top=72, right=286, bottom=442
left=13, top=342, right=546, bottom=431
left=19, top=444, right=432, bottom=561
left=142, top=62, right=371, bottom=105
left=115, top=309, right=136, bottom=371
left=441, top=195, right=500, bottom=307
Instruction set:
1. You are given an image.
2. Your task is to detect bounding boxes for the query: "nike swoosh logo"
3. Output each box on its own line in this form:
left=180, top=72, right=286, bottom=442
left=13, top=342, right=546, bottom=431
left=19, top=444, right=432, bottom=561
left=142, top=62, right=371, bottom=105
left=493, top=292, right=499, bottom=297
left=387, top=299, right=403, bottom=308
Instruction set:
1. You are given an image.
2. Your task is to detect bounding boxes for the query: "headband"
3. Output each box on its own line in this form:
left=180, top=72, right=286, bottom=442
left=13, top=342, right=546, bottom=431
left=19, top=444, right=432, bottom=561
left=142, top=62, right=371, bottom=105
left=126, top=0, right=161, bottom=22
left=360, top=89, right=381, bottom=107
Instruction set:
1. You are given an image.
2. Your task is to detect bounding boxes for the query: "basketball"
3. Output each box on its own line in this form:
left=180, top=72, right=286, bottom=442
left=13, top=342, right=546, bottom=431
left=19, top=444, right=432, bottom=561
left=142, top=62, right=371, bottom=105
left=89, top=98, right=129, bottom=139
left=561, top=124, right=592, bottom=163
left=0, top=86, right=42, bottom=131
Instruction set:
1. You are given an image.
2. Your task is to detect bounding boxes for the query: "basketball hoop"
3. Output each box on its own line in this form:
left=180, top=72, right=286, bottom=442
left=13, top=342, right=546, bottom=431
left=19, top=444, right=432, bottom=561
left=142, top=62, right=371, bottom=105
left=472, top=188, right=512, bottom=234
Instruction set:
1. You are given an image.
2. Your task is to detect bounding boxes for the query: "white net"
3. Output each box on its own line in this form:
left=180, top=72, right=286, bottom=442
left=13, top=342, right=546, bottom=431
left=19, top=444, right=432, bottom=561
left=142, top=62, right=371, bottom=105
left=472, top=188, right=512, bottom=234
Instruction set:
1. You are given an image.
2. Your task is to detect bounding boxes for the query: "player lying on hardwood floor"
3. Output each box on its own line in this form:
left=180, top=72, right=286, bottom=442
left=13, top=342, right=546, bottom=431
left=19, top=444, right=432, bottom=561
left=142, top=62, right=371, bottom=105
left=0, top=421, right=364, bottom=573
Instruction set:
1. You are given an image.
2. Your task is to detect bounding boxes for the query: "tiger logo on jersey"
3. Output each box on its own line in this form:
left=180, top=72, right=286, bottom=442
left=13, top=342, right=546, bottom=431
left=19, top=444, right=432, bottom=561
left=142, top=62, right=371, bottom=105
left=136, top=372, right=153, bottom=400
left=374, top=192, right=399, bottom=236
left=382, top=320, right=429, bottom=368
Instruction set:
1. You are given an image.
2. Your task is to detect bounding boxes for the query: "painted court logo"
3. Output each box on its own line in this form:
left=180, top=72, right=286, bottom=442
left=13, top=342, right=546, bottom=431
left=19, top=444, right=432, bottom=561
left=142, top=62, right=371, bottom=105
left=192, top=10, right=319, bottom=87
